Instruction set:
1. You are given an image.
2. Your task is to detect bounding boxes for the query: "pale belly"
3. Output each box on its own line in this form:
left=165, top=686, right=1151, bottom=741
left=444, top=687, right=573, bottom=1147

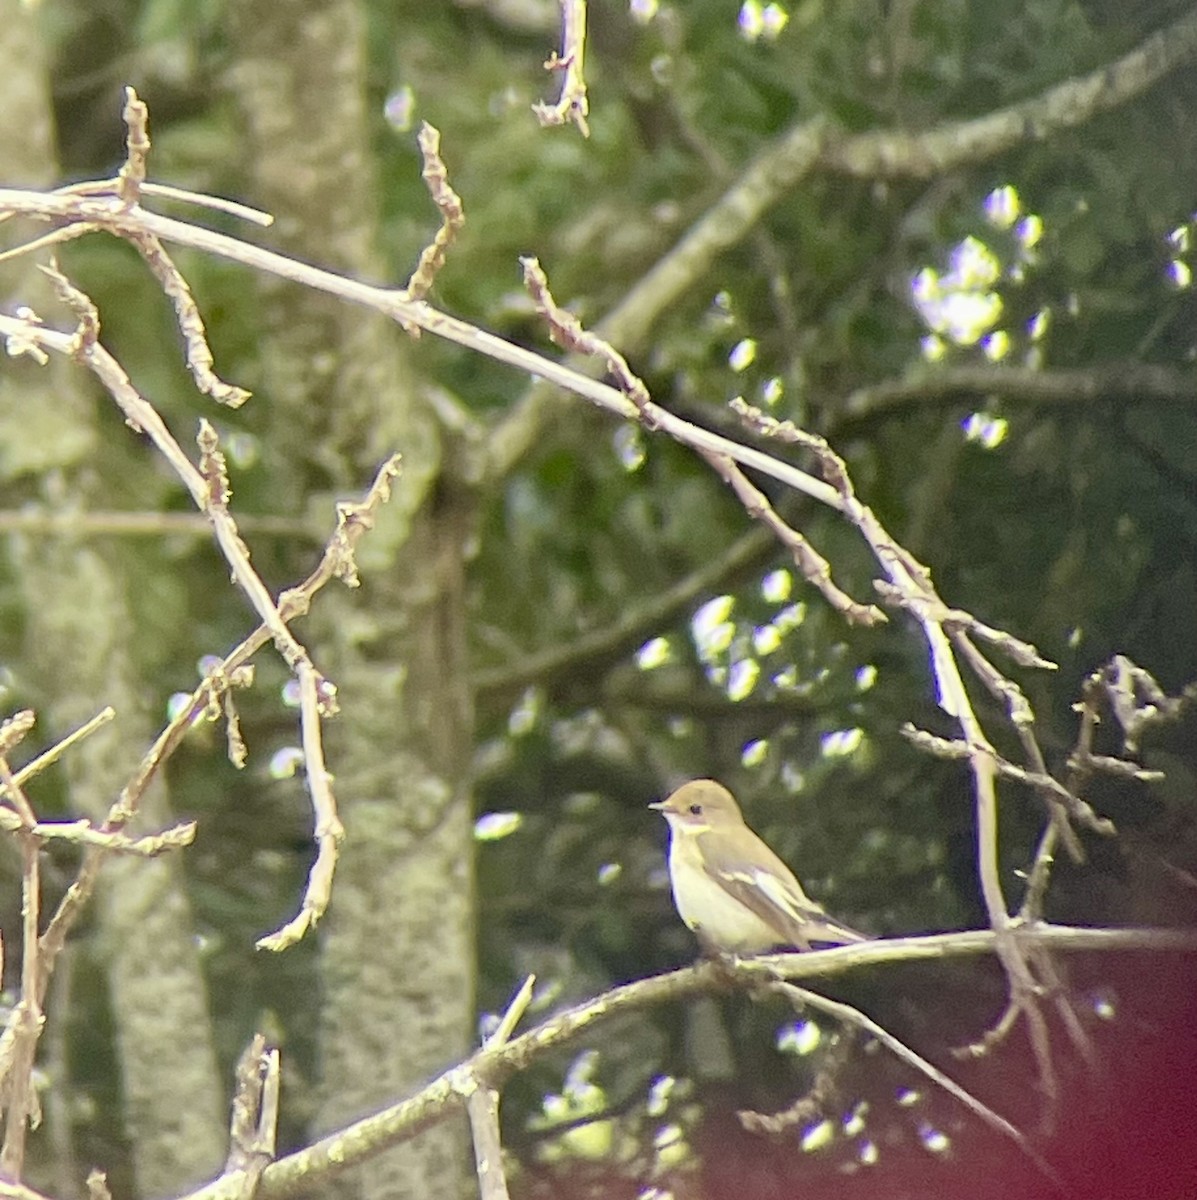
left=668, top=849, right=782, bottom=954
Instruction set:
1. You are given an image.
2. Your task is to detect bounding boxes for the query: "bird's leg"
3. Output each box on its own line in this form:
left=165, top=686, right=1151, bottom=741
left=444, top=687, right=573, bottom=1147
left=694, top=933, right=745, bottom=985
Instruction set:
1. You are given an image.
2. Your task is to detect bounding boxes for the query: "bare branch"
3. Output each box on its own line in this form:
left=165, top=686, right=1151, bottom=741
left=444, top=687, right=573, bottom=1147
left=26, top=270, right=299, bottom=671
left=769, top=980, right=1060, bottom=1186
left=0, top=223, right=96, bottom=267
left=3, top=284, right=351, bottom=937
left=522, top=256, right=654, bottom=422
left=0, top=189, right=839, bottom=509
left=0, top=813, right=196, bottom=856
left=900, top=724, right=1115, bottom=839
left=733, top=399, right=1077, bottom=1095
left=462, top=977, right=534, bottom=1200
left=255, top=664, right=343, bottom=951
left=521, top=263, right=885, bottom=629
left=406, top=123, right=465, bottom=301
left=177, top=926, right=1196, bottom=1200
left=224, top=1033, right=280, bottom=1197
left=700, top=450, right=884, bottom=626
left=0, top=749, right=43, bottom=1180
left=532, top=0, right=590, bottom=137
left=26, top=452, right=402, bottom=986
left=841, top=362, right=1197, bottom=424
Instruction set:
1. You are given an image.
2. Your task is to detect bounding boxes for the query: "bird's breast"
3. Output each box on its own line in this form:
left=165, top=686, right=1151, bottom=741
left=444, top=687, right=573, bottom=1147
left=667, top=839, right=781, bottom=954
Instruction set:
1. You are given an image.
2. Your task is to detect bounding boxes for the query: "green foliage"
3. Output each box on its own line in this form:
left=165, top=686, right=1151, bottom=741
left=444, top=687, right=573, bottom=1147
left=6, top=0, right=1197, bottom=1190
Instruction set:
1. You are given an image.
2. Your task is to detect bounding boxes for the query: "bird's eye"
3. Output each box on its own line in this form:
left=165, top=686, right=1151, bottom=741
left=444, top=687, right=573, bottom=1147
left=688, top=804, right=703, bottom=816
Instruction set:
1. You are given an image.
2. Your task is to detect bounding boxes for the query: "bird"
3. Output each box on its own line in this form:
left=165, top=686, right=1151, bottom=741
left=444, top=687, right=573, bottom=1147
left=650, top=779, right=866, bottom=955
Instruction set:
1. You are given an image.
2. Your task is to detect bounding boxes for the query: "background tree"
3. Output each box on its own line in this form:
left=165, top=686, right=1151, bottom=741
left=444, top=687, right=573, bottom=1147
left=1, top=2, right=1196, bottom=1199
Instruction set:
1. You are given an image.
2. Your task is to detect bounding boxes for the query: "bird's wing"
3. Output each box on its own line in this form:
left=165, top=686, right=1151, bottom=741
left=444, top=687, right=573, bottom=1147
left=701, top=835, right=866, bottom=948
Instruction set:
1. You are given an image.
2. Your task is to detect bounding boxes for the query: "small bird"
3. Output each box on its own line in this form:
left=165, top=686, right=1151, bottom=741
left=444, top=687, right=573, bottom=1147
left=651, top=779, right=865, bottom=954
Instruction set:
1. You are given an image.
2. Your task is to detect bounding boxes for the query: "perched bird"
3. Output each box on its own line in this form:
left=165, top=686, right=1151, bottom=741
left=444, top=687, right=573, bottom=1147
left=651, top=779, right=866, bottom=954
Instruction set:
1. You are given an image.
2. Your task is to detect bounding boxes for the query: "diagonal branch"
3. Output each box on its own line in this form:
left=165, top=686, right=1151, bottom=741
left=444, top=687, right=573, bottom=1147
left=0, top=190, right=839, bottom=511
left=768, top=980, right=1060, bottom=1187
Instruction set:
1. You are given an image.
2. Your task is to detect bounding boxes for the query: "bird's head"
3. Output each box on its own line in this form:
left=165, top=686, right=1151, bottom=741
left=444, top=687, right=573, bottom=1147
left=649, top=779, right=745, bottom=834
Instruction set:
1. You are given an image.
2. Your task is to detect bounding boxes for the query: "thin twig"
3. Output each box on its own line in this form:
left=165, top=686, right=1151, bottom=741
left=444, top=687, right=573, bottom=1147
left=532, top=0, right=590, bottom=136
left=521, top=264, right=881, bottom=625
left=57, top=180, right=275, bottom=226
left=0, top=813, right=197, bottom=856
left=116, top=86, right=149, bottom=206
left=522, top=256, right=655, bottom=422
left=900, top=725, right=1114, bottom=839
left=25, top=452, right=401, bottom=997
left=9, top=277, right=360, bottom=953
left=255, top=664, right=343, bottom=951
left=463, top=976, right=535, bottom=1200
left=0, top=750, right=43, bottom=1180
left=33, top=268, right=294, bottom=665
left=768, top=980, right=1061, bottom=1187
left=0, top=192, right=838, bottom=509
left=406, top=123, right=465, bottom=301
left=733, top=398, right=1063, bottom=1095
left=700, top=449, right=884, bottom=626
left=113, top=88, right=250, bottom=407
left=224, top=1033, right=281, bottom=1199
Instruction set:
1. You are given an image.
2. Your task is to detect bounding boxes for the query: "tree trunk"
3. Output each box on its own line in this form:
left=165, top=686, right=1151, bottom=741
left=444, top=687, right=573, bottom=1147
left=226, top=3, right=475, bottom=1198
left=0, top=3, right=227, bottom=1195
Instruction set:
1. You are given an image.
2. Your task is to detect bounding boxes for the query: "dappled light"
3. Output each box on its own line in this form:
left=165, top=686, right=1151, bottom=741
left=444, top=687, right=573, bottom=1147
left=1, top=4, right=1196, bottom=1200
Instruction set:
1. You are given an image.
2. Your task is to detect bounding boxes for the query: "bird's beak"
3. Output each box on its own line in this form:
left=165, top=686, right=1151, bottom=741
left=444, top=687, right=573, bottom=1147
left=648, top=801, right=667, bottom=812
